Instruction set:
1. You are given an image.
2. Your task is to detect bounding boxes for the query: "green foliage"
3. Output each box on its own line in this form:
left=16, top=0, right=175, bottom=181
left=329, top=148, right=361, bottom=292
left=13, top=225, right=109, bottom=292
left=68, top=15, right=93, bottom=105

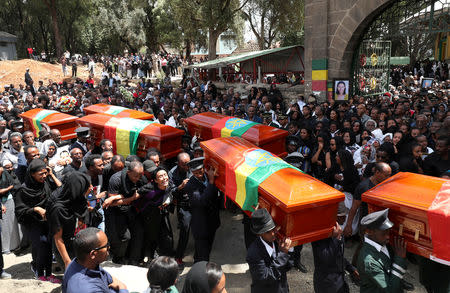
left=0, top=0, right=301, bottom=58
left=242, top=0, right=304, bottom=49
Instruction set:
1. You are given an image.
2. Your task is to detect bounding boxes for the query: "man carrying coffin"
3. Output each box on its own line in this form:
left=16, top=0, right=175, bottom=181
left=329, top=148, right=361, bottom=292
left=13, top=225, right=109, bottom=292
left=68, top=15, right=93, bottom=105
left=184, top=157, right=220, bottom=263
left=357, top=209, right=407, bottom=293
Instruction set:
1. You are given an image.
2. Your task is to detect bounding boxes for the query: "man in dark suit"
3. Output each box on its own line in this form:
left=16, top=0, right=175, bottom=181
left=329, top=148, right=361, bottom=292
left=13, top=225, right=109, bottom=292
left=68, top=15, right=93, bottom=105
left=70, top=127, right=90, bottom=156
left=246, top=208, right=292, bottom=293
left=184, top=157, right=220, bottom=263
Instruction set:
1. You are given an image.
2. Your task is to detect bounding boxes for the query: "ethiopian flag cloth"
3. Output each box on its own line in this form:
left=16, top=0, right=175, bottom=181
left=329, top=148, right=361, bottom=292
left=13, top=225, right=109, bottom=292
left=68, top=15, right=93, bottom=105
left=31, top=110, right=58, bottom=137
left=105, top=105, right=126, bottom=115
left=211, top=117, right=258, bottom=138
left=225, top=149, right=300, bottom=212
left=104, top=117, right=156, bottom=157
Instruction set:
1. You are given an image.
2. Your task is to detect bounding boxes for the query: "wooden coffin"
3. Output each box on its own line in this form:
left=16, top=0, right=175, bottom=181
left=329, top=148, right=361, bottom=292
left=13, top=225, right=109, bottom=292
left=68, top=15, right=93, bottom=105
left=185, top=112, right=289, bottom=157
left=20, top=108, right=78, bottom=140
left=362, top=172, right=450, bottom=262
left=83, top=104, right=154, bottom=120
left=200, top=137, right=344, bottom=245
left=76, top=114, right=184, bottom=160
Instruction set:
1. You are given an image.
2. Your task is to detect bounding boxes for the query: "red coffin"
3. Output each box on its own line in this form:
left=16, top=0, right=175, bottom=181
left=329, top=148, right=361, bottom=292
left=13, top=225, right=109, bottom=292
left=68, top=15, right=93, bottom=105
left=20, top=109, right=78, bottom=140
left=200, top=137, right=344, bottom=245
left=185, top=112, right=289, bottom=157
left=362, top=172, right=450, bottom=262
left=83, top=104, right=154, bottom=120
left=76, top=114, right=184, bottom=160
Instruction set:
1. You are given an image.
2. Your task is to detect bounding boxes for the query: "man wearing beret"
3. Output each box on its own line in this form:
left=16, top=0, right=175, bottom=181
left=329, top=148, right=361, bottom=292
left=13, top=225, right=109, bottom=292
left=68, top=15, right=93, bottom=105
left=357, top=209, right=407, bottom=293
left=246, top=208, right=292, bottom=293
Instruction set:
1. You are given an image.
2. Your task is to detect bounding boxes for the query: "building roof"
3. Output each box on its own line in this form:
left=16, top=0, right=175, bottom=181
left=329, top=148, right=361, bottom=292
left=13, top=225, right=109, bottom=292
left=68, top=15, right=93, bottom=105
left=0, top=31, right=17, bottom=43
left=233, top=41, right=260, bottom=55
left=186, top=45, right=303, bottom=69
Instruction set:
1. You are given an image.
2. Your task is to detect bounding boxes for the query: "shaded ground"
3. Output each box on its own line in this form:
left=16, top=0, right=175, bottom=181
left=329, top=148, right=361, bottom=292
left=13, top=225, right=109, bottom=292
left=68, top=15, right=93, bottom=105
left=2, top=209, right=427, bottom=292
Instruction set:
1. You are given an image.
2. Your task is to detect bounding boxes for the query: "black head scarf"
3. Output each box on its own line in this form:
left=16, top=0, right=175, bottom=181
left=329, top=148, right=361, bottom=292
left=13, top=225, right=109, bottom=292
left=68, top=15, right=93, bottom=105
left=21, top=159, right=51, bottom=203
left=15, top=159, right=51, bottom=223
left=182, top=261, right=210, bottom=293
left=47, top=171, right=90, bottom=234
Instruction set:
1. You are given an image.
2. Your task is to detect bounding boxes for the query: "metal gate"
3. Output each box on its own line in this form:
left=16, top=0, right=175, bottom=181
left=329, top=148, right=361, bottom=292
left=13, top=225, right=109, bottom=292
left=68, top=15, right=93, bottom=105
left=352, top=40, right=391, bottom=97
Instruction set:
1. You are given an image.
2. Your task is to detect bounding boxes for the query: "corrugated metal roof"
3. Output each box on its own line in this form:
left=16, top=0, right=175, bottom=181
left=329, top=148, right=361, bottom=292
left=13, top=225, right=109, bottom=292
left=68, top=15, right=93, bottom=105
left=186, top=45, right=302, bottom=69
left=0, top=32, right=17, bottom=42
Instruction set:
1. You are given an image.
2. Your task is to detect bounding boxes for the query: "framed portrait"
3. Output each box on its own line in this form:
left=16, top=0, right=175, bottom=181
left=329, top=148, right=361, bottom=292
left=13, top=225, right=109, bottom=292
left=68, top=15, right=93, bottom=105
left=334, top=79, right=350, bottom=101
left=421, top=78, right=433, bottom=89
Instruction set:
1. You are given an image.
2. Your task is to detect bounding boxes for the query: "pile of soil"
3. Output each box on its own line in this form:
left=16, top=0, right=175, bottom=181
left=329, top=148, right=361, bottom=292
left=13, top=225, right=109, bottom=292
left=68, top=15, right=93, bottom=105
left=0, top=59, right=103, bottom=87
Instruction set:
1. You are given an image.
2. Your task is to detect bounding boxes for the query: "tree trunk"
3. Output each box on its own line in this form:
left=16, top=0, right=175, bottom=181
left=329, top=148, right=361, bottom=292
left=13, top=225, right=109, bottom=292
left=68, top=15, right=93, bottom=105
left=209, top=28, right=223, bottom=61
left=259, top=9, right=266, bottom=50
left=44, top=0, right=63, bottom=58
left=185, top=39, right=192, bottom=59
left=38, top=17, right=49, bottom=55
left=208, top=28, right=221, bottom=80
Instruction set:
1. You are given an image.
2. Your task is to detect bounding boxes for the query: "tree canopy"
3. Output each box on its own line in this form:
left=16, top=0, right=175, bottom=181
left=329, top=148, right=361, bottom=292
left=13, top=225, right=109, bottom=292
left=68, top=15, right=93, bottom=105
left=0, top=0, right=305, bottom=59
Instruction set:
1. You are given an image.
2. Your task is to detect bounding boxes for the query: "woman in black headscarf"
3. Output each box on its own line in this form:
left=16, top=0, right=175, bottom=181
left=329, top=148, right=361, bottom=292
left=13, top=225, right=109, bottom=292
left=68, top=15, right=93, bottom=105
left=182, top=261, right=226, bottom=293
left=14, top=159, right=61, bottom=282
left=47, top=171, right=91, bottom=269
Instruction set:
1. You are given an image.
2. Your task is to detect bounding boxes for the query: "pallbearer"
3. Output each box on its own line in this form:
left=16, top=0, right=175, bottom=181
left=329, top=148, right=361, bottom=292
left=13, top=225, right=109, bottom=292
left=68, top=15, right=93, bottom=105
left=184, top=157, right=220, bottom=263
left=357, top=209, right=407, bottom=293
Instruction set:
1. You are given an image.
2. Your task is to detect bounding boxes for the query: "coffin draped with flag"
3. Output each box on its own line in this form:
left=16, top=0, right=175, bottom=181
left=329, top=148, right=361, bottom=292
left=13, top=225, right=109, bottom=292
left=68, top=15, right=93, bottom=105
left=20, top=108, right=78, bottom=140
left=76, top=113, right=183, bottom=159
left=83, top=103, right=155, bottom=120
left=362, top=172, right=450, bottom=265
left=185, top=112, right=289, bottom=157
left=200, top=137, right=344, bottom=245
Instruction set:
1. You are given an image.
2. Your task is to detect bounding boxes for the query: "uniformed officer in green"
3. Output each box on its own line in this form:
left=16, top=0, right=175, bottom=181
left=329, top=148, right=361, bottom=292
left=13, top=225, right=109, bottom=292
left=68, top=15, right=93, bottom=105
left=357, top=208, right=407, bottom=293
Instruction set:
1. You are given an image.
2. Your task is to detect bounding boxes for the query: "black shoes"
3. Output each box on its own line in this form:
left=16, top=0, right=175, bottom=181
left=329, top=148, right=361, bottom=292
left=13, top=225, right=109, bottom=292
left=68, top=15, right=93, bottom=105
left=294, top=262, right=308, bottom=273
left=402, top=280, right=415, bottom=291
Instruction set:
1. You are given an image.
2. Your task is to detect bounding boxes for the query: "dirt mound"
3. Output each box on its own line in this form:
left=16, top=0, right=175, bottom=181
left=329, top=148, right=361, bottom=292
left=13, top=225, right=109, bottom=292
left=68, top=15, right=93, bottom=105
left=0, top=59, right=103, bottom=87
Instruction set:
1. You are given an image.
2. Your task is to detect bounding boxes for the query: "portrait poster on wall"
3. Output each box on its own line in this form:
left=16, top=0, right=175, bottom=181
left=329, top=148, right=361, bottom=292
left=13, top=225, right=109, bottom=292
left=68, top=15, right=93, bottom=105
left=334, top=79, right=350, bottom=101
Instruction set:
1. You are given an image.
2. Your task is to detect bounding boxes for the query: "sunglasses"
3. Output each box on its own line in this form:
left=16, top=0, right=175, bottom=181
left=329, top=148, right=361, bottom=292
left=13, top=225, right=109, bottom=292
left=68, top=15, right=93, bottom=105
left=92, top=242, right=110, bottom=251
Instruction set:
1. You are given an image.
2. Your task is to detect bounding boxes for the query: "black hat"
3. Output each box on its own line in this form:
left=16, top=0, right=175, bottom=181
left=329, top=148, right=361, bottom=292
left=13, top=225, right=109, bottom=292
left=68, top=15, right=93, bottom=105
left=250, top=208, right=276, bottom=235
left=75, top=127, right=90, bottom=138
left=182, top=134, right=191, bottom=142
left=143, top=159, right=157, bottom=173
left=38, top=129, right=50, bottom=139
left=193, top=142, right=203, bottom=152
left=187, top=157, right=204, bottom=171
left=361, top=208, right=393, bottom=231
left=286, top=135, right=300, bottom=146
left=278, top=113, right=288, bottom=120
left=11, top=120, right=23, bottom=129
left=285, top=152, right=303, bottom=168
left=261, top=112, right=272, bottom=119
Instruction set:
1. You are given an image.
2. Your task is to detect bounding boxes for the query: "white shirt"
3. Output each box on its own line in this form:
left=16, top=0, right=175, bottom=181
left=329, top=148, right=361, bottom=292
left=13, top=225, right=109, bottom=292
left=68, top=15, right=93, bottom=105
left=364, top=236, right=390, bottom=258
left=260, top=237, right=276, bottom=257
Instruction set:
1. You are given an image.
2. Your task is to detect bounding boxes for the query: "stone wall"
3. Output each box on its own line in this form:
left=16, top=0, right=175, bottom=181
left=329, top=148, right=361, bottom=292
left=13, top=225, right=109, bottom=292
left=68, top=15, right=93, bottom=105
left=304, top=0, right=397, bottom=102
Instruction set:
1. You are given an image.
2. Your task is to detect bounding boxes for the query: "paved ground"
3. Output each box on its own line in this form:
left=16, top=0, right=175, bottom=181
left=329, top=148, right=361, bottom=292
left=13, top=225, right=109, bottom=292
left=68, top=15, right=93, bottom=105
left=2, top=209, right=427, bottom=292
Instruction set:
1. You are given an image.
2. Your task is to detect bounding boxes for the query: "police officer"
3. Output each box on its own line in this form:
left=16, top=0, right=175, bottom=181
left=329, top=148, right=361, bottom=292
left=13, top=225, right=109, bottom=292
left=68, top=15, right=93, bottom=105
left=278, top=114, right=289, bottom=130
left=70, top=127, right=90, bottom=156
left=168, top=152, right=192, bottom=267
left=357, top=209, right=407, bottom=293
left=262, top=112, right=280, bottom=128
left=184, top=157, right=219, bottom=263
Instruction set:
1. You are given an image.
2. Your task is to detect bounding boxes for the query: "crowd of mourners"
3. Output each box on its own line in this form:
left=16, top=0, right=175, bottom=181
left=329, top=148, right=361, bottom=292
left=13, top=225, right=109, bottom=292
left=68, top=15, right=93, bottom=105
left=0, top=59, right=448, bottom=293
